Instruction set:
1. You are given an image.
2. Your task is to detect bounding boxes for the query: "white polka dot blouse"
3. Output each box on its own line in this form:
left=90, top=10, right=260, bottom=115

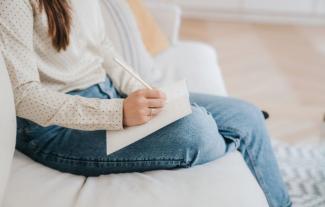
left=0, top=0, right=144, bottom=131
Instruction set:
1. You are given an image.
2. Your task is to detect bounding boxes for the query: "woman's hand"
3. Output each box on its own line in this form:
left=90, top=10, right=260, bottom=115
left=123, top=89, right=167, bottom=127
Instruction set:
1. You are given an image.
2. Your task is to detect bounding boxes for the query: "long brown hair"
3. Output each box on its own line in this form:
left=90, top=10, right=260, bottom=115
left=38, top=0, right=72, bottom=51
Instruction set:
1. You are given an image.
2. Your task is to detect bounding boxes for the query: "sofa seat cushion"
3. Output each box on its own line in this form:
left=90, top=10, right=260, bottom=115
left=4, top=151, right=268, bottom=207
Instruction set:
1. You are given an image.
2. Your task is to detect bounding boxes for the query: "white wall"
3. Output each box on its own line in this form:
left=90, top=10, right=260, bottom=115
left=316, top=0, right=325, bottom=15
left=244, top=0, right=314, bottom=14
left=165, top=0, right=325, bottom=25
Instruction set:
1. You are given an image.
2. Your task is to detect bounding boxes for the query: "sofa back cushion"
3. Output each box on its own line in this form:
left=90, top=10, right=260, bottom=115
left=0, top=52, right=16, bottom=204
left=127, top=0, right=170, bottom=55
left=100, top=0, right=162, bottom=85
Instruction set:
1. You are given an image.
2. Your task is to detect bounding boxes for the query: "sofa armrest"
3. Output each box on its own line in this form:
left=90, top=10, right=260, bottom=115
left=144, top=1, right=182, bottom=44
left=0, top=51, right=16, bottom=205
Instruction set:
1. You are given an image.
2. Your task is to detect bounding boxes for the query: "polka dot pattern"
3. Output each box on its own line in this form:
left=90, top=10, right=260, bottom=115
left=0, top=0, right=144, bottom=131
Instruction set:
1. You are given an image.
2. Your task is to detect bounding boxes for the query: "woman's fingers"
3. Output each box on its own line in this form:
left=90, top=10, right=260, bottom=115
left=124, top=89, right=167, bottom=127
left=144, top=89, right=166, bottom=99
left=147, top=99, right=166, bottom=108
left=147, top=108, right=163, bottom=117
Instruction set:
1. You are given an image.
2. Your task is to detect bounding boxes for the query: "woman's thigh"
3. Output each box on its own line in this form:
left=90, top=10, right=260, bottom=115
left=189, top=92, right=265, bottom=131
left=16, top=105, right=226, bottom=176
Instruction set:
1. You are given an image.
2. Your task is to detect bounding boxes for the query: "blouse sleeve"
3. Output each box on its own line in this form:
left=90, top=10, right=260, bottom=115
left=0, top=0, right=124, bottom=131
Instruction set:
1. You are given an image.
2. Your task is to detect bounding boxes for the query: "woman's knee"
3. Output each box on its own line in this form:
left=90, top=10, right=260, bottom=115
left=175, top=106, right=227, bottom=167
left=243, top=102, right=264, bottom=121
left=223, top=98, right=265, bottom=129
left=220, top=98, right=269, bottom=145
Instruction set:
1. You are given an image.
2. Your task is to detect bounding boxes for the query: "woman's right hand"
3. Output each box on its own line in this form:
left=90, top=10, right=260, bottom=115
left=123, top=89, right=167, bottom=127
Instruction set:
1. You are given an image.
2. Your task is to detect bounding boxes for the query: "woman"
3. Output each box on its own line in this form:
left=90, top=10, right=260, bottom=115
left=0, top=0, right=291, bottom=206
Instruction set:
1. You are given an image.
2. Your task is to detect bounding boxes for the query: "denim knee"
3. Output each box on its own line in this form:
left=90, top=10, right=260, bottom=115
left=177, top=106, right=227, bottom=167
left=221, top=98, right=268, bottom=144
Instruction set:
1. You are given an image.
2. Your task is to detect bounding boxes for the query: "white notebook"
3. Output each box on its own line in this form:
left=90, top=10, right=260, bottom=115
left=106, top=79, right=192, bottom=155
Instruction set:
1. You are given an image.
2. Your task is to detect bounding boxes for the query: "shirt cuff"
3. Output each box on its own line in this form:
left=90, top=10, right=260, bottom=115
left=103, top=98, right=125, bottom=131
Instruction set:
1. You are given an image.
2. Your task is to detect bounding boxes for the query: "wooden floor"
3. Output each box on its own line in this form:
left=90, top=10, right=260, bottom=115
left=180, top=19, right=325, bottom=144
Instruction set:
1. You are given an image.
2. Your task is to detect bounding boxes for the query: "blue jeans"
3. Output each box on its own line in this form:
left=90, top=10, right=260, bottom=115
left=16, top=78, right=292, bottom=207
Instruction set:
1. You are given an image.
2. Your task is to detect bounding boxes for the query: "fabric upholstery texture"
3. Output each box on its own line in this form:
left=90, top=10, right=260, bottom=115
left=0, top=52, right=16, bottom=205
left=100, top=0, right=161, bottom=85
left=143, top=1, right=182, bottom=44
left=4, top=151, right=269, bottom=207
left=155, top=42, right=228, bottom=96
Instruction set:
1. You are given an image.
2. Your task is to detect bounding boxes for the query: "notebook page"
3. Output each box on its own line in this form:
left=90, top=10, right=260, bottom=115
left=106, top=79, right=192, bottom=155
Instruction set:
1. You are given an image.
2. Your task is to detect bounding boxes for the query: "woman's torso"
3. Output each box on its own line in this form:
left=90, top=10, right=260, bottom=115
left=32, top=0, right=108, bottom=92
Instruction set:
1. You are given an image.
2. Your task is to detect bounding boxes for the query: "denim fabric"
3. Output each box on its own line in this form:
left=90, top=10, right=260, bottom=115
left=16, top=77, right=292, bottom=207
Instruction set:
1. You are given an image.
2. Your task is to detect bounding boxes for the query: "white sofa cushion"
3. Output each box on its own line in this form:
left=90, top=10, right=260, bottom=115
left=100, top=0, right=162, bottom=85
left=0, top=52, right=16, bottom=204
left=144, top=0, right=182, bottom=44
left=155, top=42, right=228, bottom=96
left=4, top=151, right=268, bottom=207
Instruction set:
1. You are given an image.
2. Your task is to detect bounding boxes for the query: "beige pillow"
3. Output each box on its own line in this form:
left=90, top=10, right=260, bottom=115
left=127, top=0, right=170, bottom=55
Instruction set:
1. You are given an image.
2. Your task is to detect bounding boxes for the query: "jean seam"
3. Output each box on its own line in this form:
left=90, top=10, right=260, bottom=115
left=20, top=151, right=186, bottom=170
left=241, top=138, right=275, bottom=207
left=44, top=156, right=184, bottom=168
left=28, top=149, right=184, bottom=164
left=218, top=126, right=276, bottom=207
left=18, top=135, right=186, bottom=168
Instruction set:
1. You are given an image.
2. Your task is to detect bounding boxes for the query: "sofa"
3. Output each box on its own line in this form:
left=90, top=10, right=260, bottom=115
left=0, top=1, right=269, bottom=207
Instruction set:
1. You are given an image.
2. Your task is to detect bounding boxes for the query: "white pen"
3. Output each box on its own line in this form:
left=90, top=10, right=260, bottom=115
left=113, top=57, right=153, bottom=90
